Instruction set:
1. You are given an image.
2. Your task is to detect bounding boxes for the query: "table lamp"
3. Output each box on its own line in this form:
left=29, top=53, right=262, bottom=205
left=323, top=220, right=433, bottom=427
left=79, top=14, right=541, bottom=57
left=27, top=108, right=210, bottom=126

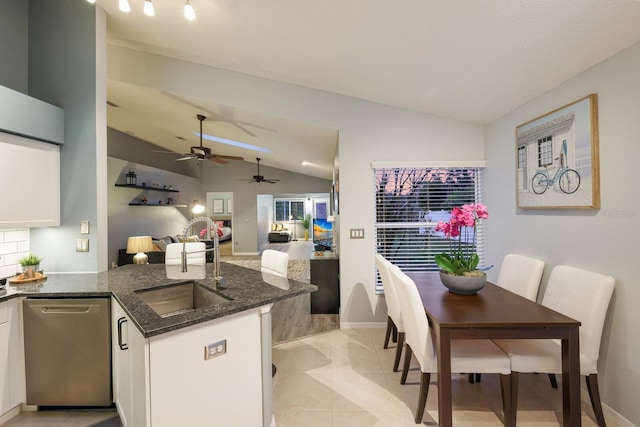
left=126, top=236, right=154, bottom=264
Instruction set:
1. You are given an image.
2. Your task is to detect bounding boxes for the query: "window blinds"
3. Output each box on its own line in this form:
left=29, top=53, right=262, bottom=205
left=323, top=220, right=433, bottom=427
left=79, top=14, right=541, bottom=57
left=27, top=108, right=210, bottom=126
left=373, top=165, right=485, bottom=293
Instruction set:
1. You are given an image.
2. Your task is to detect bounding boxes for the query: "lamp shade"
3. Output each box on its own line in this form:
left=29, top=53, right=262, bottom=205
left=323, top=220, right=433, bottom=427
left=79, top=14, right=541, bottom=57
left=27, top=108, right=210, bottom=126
left=126, top=236, right=154, bottom=264
left=192, top=200, right=205, bottom=214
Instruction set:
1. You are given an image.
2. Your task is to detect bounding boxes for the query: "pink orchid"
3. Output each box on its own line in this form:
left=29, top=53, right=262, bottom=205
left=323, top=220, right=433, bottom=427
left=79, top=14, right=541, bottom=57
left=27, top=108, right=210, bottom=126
left=434, top=203, right=489, bottom=275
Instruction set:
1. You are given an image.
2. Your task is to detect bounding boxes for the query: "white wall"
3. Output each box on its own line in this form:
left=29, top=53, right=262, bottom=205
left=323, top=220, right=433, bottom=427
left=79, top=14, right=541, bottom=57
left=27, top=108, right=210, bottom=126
left=484, top=41, right=640, bottom=425
left=107, top=44, right=485, bottom=326
left=107, top=157, right=198, bottom=267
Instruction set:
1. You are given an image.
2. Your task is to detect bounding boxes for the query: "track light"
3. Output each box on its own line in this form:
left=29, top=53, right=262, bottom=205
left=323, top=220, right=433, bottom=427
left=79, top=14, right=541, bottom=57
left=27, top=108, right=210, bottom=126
left=143, top=0, right=155, bottom=16
left=184, top=1, right=196, bottom=20
left=119, top=0, right=131, bottom=13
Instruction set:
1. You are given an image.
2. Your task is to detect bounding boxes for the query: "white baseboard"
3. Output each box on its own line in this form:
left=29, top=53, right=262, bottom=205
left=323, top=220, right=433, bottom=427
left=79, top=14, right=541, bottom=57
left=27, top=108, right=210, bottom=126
left=340, top=321, right=386, bottom=329
left=580, top=389, right=636, bottom=427
left=0, top=405, right=21, bottom=425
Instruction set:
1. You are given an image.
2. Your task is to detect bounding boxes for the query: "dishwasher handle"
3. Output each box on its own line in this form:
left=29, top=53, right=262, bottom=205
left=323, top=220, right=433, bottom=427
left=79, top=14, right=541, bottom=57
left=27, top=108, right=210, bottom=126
left=117, top=317, right=129, bottom=350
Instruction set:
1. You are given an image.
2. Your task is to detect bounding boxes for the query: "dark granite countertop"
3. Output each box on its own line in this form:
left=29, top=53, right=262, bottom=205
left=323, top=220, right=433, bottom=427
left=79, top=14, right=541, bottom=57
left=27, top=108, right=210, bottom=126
left=0, top=263, right=316, bottom=338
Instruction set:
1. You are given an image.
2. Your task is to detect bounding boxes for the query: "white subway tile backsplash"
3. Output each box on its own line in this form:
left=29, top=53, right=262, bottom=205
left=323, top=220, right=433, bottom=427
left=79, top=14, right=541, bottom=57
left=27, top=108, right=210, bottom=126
left=4, top=229, right=29, bottom=242
left=0, top=228, right=29, bottom=278
left=0, top=242, right=18, bottom=255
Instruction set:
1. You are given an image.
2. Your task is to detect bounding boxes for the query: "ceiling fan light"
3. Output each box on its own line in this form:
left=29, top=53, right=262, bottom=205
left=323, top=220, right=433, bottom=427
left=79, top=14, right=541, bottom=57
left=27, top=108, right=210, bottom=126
left=184, top=1, right=196, bottom=20
left=119, top=0, right=131, bottom=12
left=143, top=0, right=155, bottom=16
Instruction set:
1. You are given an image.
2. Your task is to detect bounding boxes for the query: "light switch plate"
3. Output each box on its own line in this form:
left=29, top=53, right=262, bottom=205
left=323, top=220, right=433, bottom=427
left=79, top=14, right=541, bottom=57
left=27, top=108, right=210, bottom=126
left=350, top=228, right=365, bottom=239
left=76, top=239, right=89, bottom=252
left=80, top=220, right=90, bottom=234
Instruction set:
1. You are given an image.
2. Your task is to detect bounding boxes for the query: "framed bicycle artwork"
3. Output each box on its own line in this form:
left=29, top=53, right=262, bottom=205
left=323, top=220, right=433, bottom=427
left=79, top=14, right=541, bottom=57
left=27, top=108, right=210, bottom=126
left=515, top=93, right=600, bottom=209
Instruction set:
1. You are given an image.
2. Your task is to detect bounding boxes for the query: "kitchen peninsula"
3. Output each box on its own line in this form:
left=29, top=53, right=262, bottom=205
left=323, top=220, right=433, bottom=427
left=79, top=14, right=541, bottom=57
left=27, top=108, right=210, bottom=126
left=0, top=262, right=316, bottom=427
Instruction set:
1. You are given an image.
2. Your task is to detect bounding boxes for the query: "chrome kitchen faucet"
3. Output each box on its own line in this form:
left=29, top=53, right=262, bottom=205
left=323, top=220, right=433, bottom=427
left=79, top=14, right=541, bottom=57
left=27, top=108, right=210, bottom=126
left=181, top=217, right=225, bottom=288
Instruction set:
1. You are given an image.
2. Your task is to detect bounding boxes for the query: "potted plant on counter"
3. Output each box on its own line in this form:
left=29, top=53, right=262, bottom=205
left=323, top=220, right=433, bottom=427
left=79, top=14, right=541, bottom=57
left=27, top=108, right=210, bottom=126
left=18, top=253, right=42, bottom=279
left=300, top=214, right=312, bottom=241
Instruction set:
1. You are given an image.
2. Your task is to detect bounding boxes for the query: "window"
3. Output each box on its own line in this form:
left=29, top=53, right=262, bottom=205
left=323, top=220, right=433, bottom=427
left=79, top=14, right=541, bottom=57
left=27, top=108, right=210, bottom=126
left=373, top=164, right=485, bottom=293
left=517, top=145, right=526, bottom=169
left=274, top=199, right=305, bottom=222
left=537, top=135, right=553, bottom=167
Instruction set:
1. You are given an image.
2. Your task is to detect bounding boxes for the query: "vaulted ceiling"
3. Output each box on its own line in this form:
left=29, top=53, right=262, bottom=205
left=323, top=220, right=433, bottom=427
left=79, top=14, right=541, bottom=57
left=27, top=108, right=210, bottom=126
left=98, top=0, right=640, bottom=179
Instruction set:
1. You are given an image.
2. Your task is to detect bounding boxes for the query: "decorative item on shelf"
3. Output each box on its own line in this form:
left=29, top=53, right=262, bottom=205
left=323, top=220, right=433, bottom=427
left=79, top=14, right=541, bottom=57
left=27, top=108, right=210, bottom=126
left=434, top=203, right=489, bottom=295
left=126, top=236, right=155, bottom=264
left=300, top=214, right=311, bottom=241
left=18, top=253, right=42, bottom=279
left=167, top=197, right=173, bottom=205
left=126, top=169, right=137, bottom=185
left=141, top=195, right=148, bottom=205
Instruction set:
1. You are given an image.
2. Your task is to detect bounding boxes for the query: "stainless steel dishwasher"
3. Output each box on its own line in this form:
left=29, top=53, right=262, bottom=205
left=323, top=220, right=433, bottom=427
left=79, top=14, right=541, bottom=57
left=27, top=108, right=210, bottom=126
left=23, top=298, right=112, bottom=406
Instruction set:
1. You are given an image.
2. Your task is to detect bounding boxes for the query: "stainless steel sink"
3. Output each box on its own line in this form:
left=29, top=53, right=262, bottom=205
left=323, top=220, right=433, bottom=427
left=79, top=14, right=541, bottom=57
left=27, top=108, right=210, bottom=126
left=135, top=281, right=232, bottom=318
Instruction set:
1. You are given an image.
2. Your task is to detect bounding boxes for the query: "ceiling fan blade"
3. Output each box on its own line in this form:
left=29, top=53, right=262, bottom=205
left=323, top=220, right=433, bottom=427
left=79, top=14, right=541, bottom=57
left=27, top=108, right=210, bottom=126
left=209, top=157, right=229, bottom=164
left=214, top=154, right=244, bottom=161
left=175, top=155, right=195, bottom=161
left=152, top=150, right=178, bottom=154
left=231, top=121, right=257, bottom=138
left=263, top=180, right=278, bottom=184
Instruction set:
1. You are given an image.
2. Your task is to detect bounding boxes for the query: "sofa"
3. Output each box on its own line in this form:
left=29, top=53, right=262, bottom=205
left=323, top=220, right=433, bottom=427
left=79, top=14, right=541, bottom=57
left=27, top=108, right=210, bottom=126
left=268, top=223, right=291, bottom=243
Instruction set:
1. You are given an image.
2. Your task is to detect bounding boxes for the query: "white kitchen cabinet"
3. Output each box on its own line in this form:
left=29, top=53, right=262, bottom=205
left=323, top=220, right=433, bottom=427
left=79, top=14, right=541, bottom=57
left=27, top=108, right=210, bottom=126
left=111, top=298, right=272, bottom=427
left=111, top=298, right=149, bottom=427
left=0, top=132, right=60, bottom=229
left=0, top=302, right=9, bottom=415
left=0, top=298, right=26, bottom=419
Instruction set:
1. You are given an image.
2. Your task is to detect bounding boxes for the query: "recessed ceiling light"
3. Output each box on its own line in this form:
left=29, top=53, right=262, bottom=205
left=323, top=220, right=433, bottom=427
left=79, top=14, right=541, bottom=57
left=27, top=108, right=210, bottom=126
left=302, top=161, right=315, bottom=166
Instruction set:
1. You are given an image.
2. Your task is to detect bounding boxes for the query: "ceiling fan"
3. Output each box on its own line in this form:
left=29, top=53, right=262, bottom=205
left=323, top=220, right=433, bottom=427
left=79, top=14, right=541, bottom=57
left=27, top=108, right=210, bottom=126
left=244, top=158, right=280, bottom=184
left=155, top=114, right=244, bottom=164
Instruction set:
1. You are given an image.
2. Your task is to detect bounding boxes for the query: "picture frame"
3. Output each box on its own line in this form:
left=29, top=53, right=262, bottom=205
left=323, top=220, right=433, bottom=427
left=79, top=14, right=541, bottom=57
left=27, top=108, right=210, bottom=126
left=515, top=94, right=600, bottom=209
left=212, top=199, right=224, bottom=214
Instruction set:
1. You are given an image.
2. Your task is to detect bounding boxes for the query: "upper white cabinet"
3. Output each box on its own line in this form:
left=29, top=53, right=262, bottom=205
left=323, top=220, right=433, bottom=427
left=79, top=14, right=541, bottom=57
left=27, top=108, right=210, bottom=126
left=0, top=132, right=60, bottom=229
left=0, top=85, right=64, bottom=145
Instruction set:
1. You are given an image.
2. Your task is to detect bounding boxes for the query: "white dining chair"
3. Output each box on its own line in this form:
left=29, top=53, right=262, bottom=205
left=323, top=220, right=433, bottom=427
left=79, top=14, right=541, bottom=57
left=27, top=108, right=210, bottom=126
left=374, top=254, right=405, bottom=372
left=389, top=265, right=512, bottom=424
left=469, top=253, right=545, bottom=383
left=494, top=265, right=615, bottom=427
left=261, top=249, right=289, bottom=278
left=496, top=253, right=545, bottom=301
left=165, top=242, right=206, bottom=265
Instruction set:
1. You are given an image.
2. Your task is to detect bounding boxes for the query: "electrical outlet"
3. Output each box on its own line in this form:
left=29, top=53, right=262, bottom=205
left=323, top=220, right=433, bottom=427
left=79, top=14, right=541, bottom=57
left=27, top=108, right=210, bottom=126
left=76, top=239, right=89, bottom=252
left=204, top=339, right=227, bottom=360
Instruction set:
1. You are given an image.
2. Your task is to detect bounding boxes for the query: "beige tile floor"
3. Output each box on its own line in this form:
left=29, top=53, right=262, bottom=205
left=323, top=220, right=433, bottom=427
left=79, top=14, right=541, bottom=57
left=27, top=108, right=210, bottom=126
left=272, top=328, right=605, bottom=427
left=2, top=327, right=608, bottom=427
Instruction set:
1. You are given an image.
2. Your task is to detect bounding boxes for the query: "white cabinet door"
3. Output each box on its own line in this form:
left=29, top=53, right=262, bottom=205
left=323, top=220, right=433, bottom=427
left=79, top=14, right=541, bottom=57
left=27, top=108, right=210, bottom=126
left=112, top=299, right=149, bottom=427
left=0, top=132, right=60, bottom=229
left=112, top=300, right=131, bottom=426
left=0, top=299, right=25, bottom=416
left=0, top=318, right=9, bottom=415
left=7, top=299, right=25, bottom=409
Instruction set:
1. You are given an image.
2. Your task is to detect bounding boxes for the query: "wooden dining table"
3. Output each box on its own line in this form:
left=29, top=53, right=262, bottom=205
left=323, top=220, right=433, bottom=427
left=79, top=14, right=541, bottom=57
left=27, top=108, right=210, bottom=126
left=407, top=272, right=582, bottom=427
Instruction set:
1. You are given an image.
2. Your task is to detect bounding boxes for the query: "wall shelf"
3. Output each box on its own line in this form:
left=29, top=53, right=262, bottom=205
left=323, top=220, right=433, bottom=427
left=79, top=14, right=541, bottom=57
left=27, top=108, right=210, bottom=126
left=115, top=184, right=179, bottom=193
left=128, top=203, right=187, bottom=207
